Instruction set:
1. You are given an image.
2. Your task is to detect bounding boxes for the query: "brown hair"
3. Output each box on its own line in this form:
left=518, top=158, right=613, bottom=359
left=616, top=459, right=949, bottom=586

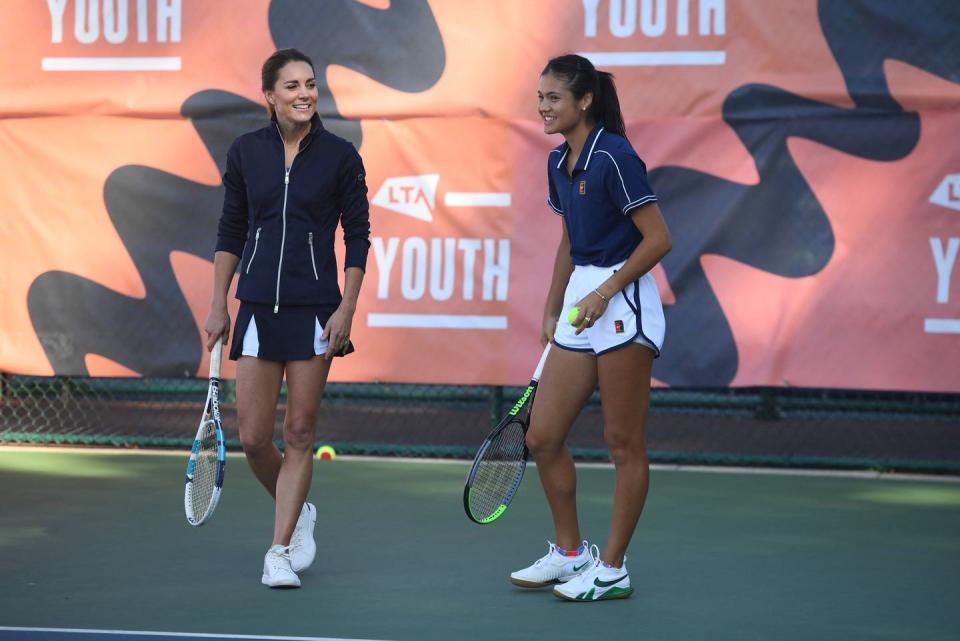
left=261, top=48, right=315, bottom=117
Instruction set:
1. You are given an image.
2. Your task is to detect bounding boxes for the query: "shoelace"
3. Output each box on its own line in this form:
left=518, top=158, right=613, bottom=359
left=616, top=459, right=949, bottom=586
left=533, top=541, right=555, bottom=566
left=267, top=545, right=293, bottom=572
left=588, top=544, right=601, bottom=565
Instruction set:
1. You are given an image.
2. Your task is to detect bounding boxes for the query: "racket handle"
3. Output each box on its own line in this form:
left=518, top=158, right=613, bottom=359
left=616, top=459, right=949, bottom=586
left=210, top=337, right=223, bottom=379
left=532, top=343, right=551, bottom=382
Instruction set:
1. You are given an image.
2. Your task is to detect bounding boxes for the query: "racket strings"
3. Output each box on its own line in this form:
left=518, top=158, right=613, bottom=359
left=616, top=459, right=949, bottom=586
left=188, top=417, right=219, bottom=519
left=470, top=421, right=527, bottom=520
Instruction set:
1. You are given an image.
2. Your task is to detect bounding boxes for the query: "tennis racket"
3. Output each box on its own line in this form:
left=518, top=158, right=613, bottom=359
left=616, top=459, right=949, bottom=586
left=463, top=344, right=552, bottom=524
left=184, top=337, right=226, bottom=526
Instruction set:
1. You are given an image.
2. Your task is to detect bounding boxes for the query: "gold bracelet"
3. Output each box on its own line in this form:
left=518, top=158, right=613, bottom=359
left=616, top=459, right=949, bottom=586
left=593, top=288, right=608, bottom=302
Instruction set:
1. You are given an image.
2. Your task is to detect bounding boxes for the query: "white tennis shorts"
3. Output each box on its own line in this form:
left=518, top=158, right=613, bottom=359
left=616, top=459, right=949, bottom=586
left=553, top=261, right=665, bottom=357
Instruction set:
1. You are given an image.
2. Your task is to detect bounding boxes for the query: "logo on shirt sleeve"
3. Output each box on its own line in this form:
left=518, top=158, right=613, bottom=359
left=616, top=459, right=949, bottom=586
left=579, top=180, right=586, bottom=195
left=614, top=320, right=624, bottom=333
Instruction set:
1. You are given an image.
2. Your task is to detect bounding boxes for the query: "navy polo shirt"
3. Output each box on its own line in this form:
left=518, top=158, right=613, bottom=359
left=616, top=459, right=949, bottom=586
left=546, top=126, right=657, bottom=267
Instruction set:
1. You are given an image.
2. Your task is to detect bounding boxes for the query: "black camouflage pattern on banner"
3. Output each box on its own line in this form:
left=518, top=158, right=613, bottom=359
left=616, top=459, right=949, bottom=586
left=28, top=0, right=445, bottom=376
left=651, top=0, right=960, bottom=385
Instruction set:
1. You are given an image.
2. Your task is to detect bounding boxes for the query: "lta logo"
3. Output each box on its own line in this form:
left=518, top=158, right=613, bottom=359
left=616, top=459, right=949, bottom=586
left=930, top=174, right=960, bottom=212
left=371, top=175, right=439, bottom=222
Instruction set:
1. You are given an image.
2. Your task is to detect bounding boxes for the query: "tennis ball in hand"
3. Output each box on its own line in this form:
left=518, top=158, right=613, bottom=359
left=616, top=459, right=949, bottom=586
left=567, top=306, right=581, bottom=324
left=315, top=445, right=337, bottom=460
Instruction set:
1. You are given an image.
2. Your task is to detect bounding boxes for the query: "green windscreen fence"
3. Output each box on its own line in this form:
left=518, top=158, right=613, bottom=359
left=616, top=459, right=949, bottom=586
left=0, top=375, right=958, bottom=474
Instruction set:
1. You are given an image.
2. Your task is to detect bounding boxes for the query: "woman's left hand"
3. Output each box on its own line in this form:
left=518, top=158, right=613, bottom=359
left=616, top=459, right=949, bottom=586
left=321, top=304, right=355, bottom=360
left=570, top=290, right=609, bottom=335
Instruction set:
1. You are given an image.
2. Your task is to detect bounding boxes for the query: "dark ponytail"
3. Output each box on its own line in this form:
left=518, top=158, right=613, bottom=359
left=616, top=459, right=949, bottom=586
left=541, top=54, right=626, bottom=137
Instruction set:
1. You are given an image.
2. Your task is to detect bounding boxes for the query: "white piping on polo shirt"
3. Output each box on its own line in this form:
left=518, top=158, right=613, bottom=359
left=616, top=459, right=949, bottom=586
left=622, top=194, right=658, bottom=215
left=549, top=148, right=566, bottom=214
left=554, top=147, right=568, bottom=170
left=592, top=149, right=630, bottom=201
left=581, top=127, right=605, bottom=170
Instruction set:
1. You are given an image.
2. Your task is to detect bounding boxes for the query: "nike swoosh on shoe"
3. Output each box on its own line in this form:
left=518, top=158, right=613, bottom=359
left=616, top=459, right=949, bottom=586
left=594, top=574, right=628, bottom=588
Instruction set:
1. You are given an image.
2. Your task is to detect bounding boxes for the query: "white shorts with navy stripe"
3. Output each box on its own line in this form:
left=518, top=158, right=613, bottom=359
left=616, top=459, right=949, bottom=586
left=553, top=261, right=665, bottom=357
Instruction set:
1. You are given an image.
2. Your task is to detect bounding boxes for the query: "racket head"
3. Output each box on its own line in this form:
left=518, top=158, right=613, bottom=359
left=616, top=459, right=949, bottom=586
left=463, top=416, right=530, bottom=524
left=184, top=339, right=226, bottom=527
left=463, top=344, right=551, bottom=525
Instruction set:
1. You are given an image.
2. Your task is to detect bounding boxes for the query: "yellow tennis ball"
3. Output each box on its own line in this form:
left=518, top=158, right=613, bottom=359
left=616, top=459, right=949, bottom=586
left=567, top=306, right=581, bottom=324
left=315, top=445, right=337, bottom=460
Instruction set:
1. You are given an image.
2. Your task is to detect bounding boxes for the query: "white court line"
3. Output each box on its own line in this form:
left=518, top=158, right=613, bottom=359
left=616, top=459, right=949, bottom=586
left=924, top=318, right=960, bottom=333
left=0, top=628, right=390, bottom=641
left=443, top=192, right=511, bottom=207
left=41, top=57, right=182, bottom=72
left=579, top=51, right=726, bottom=66
left=367, top=313, right=507, bottom=329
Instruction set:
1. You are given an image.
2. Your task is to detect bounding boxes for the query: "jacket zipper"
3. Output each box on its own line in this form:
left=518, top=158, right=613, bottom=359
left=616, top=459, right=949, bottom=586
left=308, top=232, right=319, bottom=280
left=245, top=227, right=261, bottom=274
left=274, top=167, right=289, bottom=313
left=272, top=122, right=314, bottom=313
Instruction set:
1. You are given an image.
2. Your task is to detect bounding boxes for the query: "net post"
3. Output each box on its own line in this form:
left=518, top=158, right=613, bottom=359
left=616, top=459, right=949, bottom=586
left=488, top=385, right=503, bottom=427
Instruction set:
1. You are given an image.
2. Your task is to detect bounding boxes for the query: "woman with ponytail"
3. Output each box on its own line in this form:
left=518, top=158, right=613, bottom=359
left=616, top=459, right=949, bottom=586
left=508, top=54, right=671, bottom=602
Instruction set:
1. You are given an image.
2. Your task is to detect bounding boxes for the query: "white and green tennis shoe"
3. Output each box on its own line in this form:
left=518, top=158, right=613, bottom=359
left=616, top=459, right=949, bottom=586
left=553, top=545, right=633, bottom=601
left=289, top=502, right=316, bottom=572
left=510, top=540, right=592, bottom=588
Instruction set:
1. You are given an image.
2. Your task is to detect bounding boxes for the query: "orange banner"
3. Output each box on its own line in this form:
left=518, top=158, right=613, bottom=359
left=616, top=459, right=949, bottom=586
left=1, top=1, right=959, bottom=391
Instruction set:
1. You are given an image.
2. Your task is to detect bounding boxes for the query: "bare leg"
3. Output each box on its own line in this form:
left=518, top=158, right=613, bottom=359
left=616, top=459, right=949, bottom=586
left=272, top=356, right=331, bottom=546
left=597, top=343, right=654, bottom=567
left=236, top=356, right=284, bottom=497
left=525, top=347, right=598, bottom=551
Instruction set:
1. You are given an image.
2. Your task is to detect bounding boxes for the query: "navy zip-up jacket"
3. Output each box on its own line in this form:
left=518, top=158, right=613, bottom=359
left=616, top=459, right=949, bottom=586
left=216, top=113, right=370, bottom=311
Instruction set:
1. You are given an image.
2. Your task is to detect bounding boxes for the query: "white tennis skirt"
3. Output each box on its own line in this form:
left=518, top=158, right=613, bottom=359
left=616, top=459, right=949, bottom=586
left=553, top=261, right=665, bottom=357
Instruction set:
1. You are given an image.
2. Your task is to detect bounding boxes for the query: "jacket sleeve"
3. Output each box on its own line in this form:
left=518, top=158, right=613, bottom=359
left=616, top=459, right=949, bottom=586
left=337, top=145, right=371, bottom=271
left=215, top=140, right=249, bottom=257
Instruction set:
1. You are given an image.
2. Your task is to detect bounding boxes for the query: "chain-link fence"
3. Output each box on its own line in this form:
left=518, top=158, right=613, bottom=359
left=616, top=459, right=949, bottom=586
left=1, top=375, right=958, bottom=473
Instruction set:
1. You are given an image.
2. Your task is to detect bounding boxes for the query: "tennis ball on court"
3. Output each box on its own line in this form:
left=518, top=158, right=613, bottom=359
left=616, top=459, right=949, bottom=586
left=315, top=445, right=337, bottom=460
left=567, top=306, right=581, bottom=324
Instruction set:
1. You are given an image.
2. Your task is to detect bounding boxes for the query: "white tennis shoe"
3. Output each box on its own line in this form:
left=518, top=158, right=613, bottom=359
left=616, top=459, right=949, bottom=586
left=510, top=540, right=592, bottom=588
left=262, top=544, right=301, bottom=588
left=552, top=545, right=633, bottom=601
left=289, top=502, right=316, bottom=572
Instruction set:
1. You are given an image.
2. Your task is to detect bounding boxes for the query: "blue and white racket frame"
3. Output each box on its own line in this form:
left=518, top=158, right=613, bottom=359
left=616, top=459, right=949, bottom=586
left=184, top=337, right=226, bottom=527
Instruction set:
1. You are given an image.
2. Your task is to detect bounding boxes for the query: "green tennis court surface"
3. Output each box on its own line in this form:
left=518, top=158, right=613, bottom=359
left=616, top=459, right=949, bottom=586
left=1, top=449, right=957, bottom=641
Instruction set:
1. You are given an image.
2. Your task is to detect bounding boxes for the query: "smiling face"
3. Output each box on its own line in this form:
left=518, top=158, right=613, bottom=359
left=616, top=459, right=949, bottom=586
left=538, top=72, right=592, bottom=136
left=264, top=61, right=318, bottom=128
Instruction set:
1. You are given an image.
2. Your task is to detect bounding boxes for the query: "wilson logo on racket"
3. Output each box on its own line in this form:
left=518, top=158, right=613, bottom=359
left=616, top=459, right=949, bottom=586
left=508, top=385, right=535, bottom=416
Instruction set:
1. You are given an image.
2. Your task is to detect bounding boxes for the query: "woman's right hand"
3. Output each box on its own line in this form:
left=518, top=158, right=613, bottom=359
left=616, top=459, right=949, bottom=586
left=541, top=315, right=558, bottom=347
left=204, top=306, right=231, bottom=350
